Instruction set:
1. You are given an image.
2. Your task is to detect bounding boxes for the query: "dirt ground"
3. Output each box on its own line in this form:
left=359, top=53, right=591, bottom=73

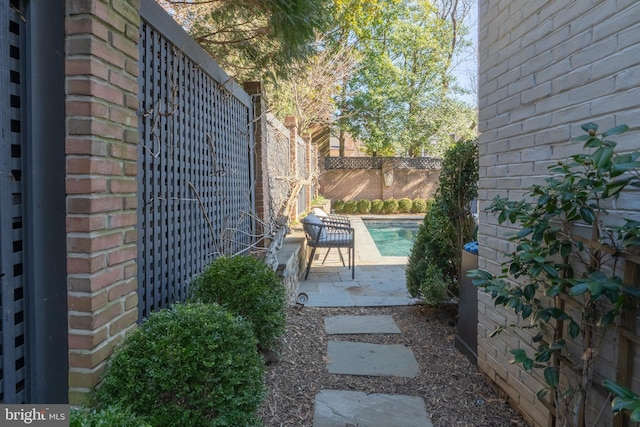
left=259, top=304, right=528, bottom=426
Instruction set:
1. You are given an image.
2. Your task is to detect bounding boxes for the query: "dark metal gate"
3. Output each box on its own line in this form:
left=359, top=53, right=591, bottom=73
left=0, top=0, right=67, bottom=403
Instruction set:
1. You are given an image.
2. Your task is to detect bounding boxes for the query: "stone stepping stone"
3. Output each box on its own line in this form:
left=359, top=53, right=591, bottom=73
left=313, top=389, right=432, bottom=427
left=327, top=341, right=420, bottom=377
left=324, top=315, right=401, bottom=335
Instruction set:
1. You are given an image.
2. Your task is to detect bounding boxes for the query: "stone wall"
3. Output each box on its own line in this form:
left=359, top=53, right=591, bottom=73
left=478, top=1, right=640, bottom=425
left=65, top=0, right=141, bottom=404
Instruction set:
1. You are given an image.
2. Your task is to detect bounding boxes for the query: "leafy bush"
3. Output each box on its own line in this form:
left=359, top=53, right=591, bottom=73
left=419, top=264, right=449, bottom=306
left=406, top=139, right=478, bottom=303
left=406, top=201, right=455, bottom=299
left=70, top=406, right=150, bottom=427
left=370, top=199, right=384, bottom=214
left=90, top=303, right=265, bottom=427
left=397, top=197, right=412, bottom=213
left=411, top=198, right=427, bottom=213
left=382, top=198, right=398, bottom=214
left=332, top=199, right=345, bottom=213
left=191, top=255, right=286, bottom=352
left=343, top=200, right=358, bottom=214
left=357, top=199, right=371, bottom=214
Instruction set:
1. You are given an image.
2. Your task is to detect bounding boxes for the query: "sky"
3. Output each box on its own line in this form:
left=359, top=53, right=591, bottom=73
left=452, top=1, right=478, bottom=106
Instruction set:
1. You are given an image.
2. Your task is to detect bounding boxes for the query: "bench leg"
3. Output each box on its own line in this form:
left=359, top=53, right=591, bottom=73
left=304, top=246, right=317, bottom=280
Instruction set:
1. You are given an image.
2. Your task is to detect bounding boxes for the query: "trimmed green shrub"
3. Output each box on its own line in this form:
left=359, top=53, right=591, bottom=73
left=370, top=199, right=384, bottom=214
left=397, top=198, right=412, bottom=213
left=411, top=198, right=427, bottom=213
left=332, top=199, right=345, bottom=213
left=70, top=406, right=150, bottom=427
left=343, top=200, right=358, bottom=214
left=357, top=199, right=371, bottom=214
left=406, top=139, right=478, bottom=304
left=406, top=201, right=455, bottom=299
left=419, top=264, right=449, bottom=306
left=90, top=303, right=265, bottom=427
left=382, top=198, right=398, bottom=214
left=191, top=255, right=286, bottom=352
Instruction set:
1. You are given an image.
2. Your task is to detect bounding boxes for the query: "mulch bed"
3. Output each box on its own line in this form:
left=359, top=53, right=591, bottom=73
left=259, top=304, right=528, bottom=426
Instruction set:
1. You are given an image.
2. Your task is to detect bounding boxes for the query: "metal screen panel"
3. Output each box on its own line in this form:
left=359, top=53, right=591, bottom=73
left=265, top=114, right=291, bottom=223
left=0, top=0, right=27, bottom=403
left=138, top=1, right=255, bottom=320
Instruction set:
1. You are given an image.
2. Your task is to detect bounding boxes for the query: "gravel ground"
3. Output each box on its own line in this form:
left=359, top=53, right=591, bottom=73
left=258, top=304, right=528, bottom=427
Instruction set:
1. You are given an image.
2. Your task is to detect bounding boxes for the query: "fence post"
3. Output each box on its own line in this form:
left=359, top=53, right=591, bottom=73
left=65, top=0, right=140, bottom=404
left=244, top=82, right=269, bottom=243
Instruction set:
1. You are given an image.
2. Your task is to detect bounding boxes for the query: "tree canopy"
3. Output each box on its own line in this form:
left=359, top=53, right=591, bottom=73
left=159, top=0, right=477, bottom=156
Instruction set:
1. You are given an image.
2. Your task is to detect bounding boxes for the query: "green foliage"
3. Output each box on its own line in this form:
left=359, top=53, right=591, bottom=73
left=332, top=199, right=345, bottom=213
left=470, top=123, right=640, bottom=420
left=191, top=256, right=286, bottom=352
left=419, top=264, right=449, bottom=306
left=603, top=380, right=640, bottom=422
left=70, top=406, right=150, bottom=427
left=357, top=199, right=371, bottom=214
left=90, top=303, right=265, bottom=427
left=161, top=0, right=332, bottom=83
left=397, top=197, right=413, bottom=213
left=370, top=199, right=384, bottom=214
left=406, top=139, right=478, bottom=303
left=343, top=200, right=358, bottom=214
left=411, top=198, right=427, bottom=213
left=341, top=1, right=475, bottom=156
left=406, top=201, right=455, bottom=299
left=382, top=198, right=398, bottom=214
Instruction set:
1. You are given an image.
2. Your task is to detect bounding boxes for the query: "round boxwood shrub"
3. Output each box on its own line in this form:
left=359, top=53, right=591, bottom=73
left=332, top=199, right=345, bottom=213
left=70, top=406, right=151, bottom=427
left=191, top=255, right=286, bottom=352
left=382, top=198, right=398, bottom=214
left=370, top=199, right=384, bottom=214
left=90, top=303, right=265, bottom=427
left=357, top=199, right=371, bottom=214
left=411, top=198, right=427, bottom=213
left=343, top=200, right=358, bottom=214
left=397, top=198, right=413, bottom=213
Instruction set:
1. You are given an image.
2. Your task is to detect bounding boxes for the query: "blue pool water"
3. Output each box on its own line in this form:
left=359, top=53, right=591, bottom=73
left=363, top=220, right=421, bottom=257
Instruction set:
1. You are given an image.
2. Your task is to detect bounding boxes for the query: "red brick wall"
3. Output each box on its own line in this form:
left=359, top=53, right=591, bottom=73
left=319, top=168, right=440, bottom=201
left=65, top=0, right=140, bottom=404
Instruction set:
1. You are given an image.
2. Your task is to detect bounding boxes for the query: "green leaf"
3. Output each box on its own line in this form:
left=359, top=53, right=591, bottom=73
left=622, top=286, right=640, bottom=299
left=596, top=145, right=614, bottom=168
left=602, top=124, right=629, bottom=137
left=630, top=406, right=640, bottom=422
left=579, top=207, right=595, bottom=224
left=544, top=367, right=559, bottom=388
left=541, top=263, right=559, bottom=278
left=536, top=389, right=548, bottom=400
left=569, top=321, right=580, bottom=339
left=523, top=284, right=536, bottom=300
left=569, top=282, right=589, bottom=296
left=523, top=358, right=534, bottom=370
left=603, top=379, right=638, bottom=400
left=581, top=122, right=599, bottom=133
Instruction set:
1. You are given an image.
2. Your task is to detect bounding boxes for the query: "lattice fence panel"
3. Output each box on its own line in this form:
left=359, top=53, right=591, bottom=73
left=0, top=0, right=27, bottom=403
left=325, top=156, right=441, bottom=170
left=138, top=13, right=254, bottom=320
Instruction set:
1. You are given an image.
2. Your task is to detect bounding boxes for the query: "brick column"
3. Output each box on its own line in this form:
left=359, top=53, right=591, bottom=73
left=65, top=0, right=140, bottom=404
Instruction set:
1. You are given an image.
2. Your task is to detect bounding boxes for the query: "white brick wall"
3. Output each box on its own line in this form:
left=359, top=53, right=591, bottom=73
left=478, top=1, right=640, bottom=425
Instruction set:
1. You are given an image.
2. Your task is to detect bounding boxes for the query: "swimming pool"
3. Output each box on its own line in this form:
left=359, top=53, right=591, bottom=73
left=363, top=220, right=421, bottom=257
